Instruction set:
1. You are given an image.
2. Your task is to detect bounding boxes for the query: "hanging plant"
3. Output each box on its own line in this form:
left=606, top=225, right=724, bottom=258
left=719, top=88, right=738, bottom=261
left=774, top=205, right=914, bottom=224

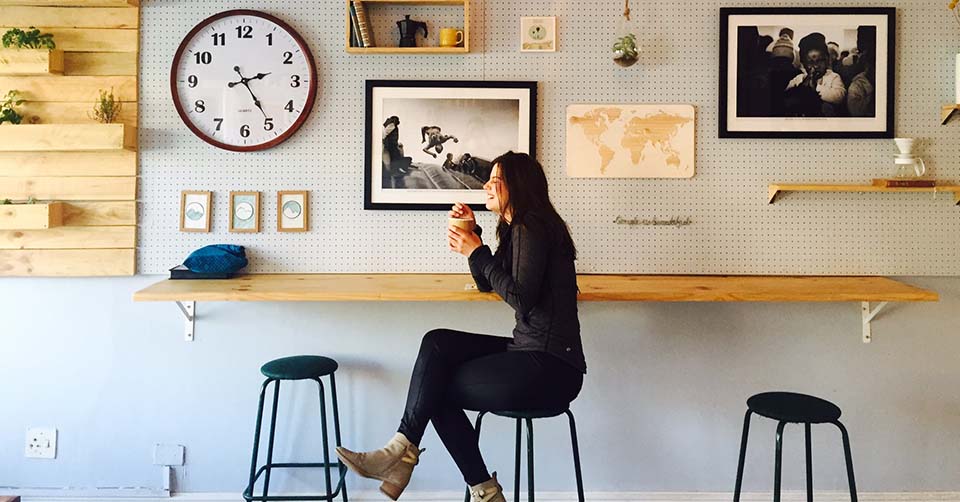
left=2, top=27, right=56, bottom=49
left=613, top=0, right=639, bottom=67
left=0, top=90, right=25, bottom=125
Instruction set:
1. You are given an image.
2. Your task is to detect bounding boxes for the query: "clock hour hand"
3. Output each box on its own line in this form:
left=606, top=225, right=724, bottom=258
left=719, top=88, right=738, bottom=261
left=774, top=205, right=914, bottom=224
left=250, top=72, right=271, bottom=81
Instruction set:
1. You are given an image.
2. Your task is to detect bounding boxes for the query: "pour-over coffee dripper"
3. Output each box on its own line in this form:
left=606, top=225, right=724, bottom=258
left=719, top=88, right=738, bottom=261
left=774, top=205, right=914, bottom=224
left=893, top=138, right=926, bottom=178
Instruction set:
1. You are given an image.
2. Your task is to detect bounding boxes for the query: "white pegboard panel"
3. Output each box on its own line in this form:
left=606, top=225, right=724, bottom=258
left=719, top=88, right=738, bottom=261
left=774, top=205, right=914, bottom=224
left=138, top=0, right=960, bottom=276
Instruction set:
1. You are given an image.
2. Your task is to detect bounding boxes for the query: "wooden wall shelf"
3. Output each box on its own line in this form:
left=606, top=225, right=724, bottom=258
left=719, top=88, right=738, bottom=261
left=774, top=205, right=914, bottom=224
left=0, top=124, right=135, bottom=152
left=0, top=48, right=63, bottom=75
left=942, top=105, right=960, bottom=125
left=0, top=201, right=62, bottom=230
left=768, top=183, right=960, bottom=205
left=346, top=0, right=470, bottom=54
left=134, top=274, right=936, bottom=343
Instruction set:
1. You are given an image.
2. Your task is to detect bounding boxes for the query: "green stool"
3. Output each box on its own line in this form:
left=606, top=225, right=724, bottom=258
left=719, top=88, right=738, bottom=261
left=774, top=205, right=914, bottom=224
left=243, top=356, right=348, bottom=502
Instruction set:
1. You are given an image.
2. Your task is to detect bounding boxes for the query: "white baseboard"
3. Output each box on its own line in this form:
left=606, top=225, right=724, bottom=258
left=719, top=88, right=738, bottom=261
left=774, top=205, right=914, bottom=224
left=15, top=491, right=960, bottom=502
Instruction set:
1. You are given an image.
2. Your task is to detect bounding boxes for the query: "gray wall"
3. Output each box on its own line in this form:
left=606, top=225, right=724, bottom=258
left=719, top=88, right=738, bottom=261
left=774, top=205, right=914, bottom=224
left=2, top=277, right=959, bottom=493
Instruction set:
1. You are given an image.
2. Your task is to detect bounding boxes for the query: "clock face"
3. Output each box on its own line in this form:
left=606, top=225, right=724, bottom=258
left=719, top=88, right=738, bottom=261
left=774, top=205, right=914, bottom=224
left=171, top=10, right=317, bottom=152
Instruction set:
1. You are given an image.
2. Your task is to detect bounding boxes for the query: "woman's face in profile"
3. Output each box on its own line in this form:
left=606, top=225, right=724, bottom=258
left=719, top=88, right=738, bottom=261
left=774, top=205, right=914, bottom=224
left=483, top=163, right=508, bottom=216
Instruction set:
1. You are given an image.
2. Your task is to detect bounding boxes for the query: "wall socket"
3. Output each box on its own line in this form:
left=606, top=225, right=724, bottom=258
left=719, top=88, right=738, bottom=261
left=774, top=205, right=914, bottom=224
left=25, top=427, right=57, bottom=459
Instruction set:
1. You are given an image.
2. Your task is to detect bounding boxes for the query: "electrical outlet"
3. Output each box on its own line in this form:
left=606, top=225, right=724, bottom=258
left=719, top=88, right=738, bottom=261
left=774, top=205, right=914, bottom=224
left=25, top=427, right=57, bottom=459
left=153, top=443, right=185, bottom=466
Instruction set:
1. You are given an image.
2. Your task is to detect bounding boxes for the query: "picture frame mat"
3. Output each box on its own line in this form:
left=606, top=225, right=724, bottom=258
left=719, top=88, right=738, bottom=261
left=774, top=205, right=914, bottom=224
left=278, top=191, right=309, bottom=232
left=180, top=191, right=211, bottom=232
left=229, top=191, right=260, bottom=233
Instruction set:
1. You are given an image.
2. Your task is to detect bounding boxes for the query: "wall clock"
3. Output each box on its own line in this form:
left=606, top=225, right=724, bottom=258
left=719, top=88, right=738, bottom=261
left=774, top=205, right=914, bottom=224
left=171, top=10, right=317, bottom=152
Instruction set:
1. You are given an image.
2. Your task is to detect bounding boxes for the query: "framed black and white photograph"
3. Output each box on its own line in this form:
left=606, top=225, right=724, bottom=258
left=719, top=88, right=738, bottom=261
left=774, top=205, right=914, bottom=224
left=365, top=80, right=537, bottom=210
left=719, top=7, right=895, bottom=138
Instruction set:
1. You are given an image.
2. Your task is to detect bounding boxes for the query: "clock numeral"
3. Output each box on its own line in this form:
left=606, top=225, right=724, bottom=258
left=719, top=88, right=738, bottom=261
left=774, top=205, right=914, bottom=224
left=264, top=118, right=275, bottom=131
left=266, top=33, right=274, bottom=46
left=240, top=124, right=251, bottom=138
left=187, top=75, right=198, bottom=88
left=194, top=100, right=206, bottom=113
left=282, top=51, right=293, bottom=64
left=284, top=100, right=294, bottom=112
left=214, top=118, right=224, bottom=132
left=211, top=33, right=225, bottom=46
left=236, top=25, right=253, bottom=39
left=290, top=75, right=301, bottom=88
left=194, top=51, right=212, bottom=65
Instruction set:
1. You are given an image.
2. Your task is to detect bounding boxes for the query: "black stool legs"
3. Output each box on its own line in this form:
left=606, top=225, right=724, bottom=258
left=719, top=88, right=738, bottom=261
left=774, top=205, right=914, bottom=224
left=244, top=375, right=348, bottom=502
left=733, top=412, right=858, bottom=502
left=464, top=410, right=585, bottom=502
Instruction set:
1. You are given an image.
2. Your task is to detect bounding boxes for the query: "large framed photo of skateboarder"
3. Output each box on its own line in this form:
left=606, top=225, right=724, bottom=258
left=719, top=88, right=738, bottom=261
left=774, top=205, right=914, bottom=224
left=364, top=80, right=537, bottom=210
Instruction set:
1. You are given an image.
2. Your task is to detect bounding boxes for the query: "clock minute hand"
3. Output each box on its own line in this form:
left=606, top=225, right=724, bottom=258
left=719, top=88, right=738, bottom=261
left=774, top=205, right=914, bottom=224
left=231, top=66, right=268, bottom=118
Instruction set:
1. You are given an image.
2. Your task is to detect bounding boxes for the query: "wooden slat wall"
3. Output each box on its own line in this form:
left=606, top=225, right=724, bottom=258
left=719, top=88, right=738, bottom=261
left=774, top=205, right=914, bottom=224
left=0, top=1, right=138, bottom=277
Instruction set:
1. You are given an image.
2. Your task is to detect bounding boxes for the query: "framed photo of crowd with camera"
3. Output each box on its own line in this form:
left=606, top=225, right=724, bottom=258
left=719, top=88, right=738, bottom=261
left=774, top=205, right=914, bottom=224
left=719, top=7, right=895, bottom=138
left=364, top=80, right=537, bottom=211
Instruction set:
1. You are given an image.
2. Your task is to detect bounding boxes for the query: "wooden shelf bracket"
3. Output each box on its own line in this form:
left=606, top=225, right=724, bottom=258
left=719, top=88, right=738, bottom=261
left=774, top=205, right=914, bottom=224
left=175, top=301, right=195, bottom=342
left=861, top=301, right=888, bottom=343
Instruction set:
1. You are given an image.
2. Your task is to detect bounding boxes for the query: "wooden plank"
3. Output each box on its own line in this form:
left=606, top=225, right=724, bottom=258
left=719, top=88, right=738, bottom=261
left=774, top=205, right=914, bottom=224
left=0, top=0, right=138, bottom=7
left=0, top=248, right=134, bottom=276
left=0, top=76, right=136, bottom=102
left=0, top=6, right=139, bottom=28
left=0, top=124, right=135, bottom=151
left=0, top=176, right=136, bottom=200
left=62, top=201, right=135, bottom=226
left=0, top=225, right=134, bottom=249
left=132, top=274, right=939, bottom=303
left=768, top=183, right=960, bottom=204
left=0, top=48, right=63, bottom=75
left=0, top=27, right=137, bottom=52
left=19, top=101, right=137, bottom=127
left=0, top=201, right=62, bottom=229
left=0, top=150, right=136, bottom=176
left=63, top=51, right=136, bottom=75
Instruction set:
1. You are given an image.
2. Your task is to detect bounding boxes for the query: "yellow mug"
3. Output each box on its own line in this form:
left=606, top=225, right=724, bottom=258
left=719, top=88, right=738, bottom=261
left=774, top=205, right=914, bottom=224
left=440, top=28, right=464, bottom=47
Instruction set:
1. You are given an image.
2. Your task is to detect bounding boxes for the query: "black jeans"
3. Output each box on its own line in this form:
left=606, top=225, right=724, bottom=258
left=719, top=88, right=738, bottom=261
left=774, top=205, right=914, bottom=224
left=397, top=329, right=584, bottom=485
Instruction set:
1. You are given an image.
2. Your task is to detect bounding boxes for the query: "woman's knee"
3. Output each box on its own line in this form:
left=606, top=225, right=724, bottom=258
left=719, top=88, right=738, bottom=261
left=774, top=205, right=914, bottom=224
left=421, top=328, right=453, bottom=351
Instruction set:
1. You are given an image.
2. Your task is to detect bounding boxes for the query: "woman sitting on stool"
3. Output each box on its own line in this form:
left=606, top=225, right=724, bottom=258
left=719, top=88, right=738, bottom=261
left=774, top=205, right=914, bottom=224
left=336, top=151, right=586, bottom=502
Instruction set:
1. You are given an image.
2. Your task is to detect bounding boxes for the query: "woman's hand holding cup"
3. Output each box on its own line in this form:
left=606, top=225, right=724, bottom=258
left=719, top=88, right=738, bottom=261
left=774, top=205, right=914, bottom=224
left=448, top=202, right=480, bottom=256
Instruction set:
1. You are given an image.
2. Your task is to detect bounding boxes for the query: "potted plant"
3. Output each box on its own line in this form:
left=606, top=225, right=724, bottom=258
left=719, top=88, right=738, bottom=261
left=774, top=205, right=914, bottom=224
left=0, top=27, right=62, bottom=75
left=0, top=90, right=25, bottom=125
left=613, top=33, right=639, bottom=67
left=90, top=88, right=123, bottom=124
left=0, top=197, right=63, bottom=230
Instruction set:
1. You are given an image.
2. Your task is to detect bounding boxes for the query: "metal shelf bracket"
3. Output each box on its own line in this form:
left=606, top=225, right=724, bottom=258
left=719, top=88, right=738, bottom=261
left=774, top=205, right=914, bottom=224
left=861, top=301, right=888, bottom=344
left=176, top=301, right=196, bottom=342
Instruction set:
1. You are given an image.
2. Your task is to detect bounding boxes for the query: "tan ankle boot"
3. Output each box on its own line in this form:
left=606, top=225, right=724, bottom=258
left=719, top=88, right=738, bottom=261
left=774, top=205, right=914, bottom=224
left=469, top=472, right=506, bottom=502
left=335, top=432, right=424, bottom=500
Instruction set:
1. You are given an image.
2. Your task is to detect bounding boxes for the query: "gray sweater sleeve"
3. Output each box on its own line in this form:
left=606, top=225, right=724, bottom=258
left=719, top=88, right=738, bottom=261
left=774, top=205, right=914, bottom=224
left=468, top=221, right=549, bottom=316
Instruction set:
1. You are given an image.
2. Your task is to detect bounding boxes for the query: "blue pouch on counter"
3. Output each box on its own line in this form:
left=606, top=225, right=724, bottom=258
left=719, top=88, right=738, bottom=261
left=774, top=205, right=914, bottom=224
left=183, top=244, right=248, bottom=274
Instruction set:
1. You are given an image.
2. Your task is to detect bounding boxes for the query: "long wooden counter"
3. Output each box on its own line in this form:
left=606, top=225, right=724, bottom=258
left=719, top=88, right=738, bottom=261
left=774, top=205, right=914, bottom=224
left=133, top=274, right=938, bottom=303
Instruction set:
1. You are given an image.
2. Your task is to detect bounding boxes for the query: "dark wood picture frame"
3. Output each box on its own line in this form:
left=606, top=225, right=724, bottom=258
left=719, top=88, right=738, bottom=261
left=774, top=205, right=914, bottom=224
left=364, top=79, right=538, bottom=211
left=719, top=7, right=895, bottom=139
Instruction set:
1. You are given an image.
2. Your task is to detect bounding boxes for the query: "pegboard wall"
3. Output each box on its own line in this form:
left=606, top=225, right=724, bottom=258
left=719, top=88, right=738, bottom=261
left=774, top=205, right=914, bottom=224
left=138, top=0, right=960, bottom=276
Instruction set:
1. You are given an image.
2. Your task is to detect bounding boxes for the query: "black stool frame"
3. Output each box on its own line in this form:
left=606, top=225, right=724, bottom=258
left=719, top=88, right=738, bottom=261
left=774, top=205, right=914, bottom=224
left=243, top=374, right=348, bottom=502
left=733, top=410, right=858, bottom=502
left=463, top=410, right=585, bottom=502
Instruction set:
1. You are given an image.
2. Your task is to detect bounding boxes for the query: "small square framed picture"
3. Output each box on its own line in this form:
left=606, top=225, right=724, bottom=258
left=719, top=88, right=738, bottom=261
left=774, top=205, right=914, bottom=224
left=229, top=191, right=260, bottom=233
left=520, top=17, right=557, bottom=52
left=180, top=191, right=212, bottom=232
left=278, top=191, right=309, bottom=232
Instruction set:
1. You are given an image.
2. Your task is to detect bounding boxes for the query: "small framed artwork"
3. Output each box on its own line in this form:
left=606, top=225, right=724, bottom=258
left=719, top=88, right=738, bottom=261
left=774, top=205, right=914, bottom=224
left=278, top=191, right=309, bottom=232
left=365, top=79, right=537, bottom=211
left=719, top=7, right=895, bottom=138
left=229, top=191, right=260, bottom=233
left=520, top=17, right=557, bottom=52
left=180, top=190, right=212, bottom=232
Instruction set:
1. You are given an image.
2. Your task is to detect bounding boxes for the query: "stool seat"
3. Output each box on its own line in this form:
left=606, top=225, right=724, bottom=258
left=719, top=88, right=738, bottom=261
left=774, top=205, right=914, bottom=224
left=747, top=391, right=841, bottom=424
left=261, top=355, right=339, bottom=380
left=491, top=407, right=570, bottom=420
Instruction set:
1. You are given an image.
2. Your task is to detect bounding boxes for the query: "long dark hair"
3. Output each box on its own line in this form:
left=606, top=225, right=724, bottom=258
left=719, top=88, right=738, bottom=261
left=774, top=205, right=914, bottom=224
left=491, top=151, right=576, bottom=259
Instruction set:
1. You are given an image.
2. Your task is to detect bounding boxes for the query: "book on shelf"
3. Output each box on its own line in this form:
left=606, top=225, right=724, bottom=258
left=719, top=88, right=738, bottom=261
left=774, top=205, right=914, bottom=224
left=353, top=1, right=375, bottom=47
left=871, top=178, right=938, bottom=188
left=349, top=2, right=364, bottom=47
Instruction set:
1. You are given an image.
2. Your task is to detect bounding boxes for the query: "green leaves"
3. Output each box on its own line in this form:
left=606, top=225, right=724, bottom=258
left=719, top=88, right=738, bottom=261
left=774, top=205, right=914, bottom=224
left=90, top=88, right=123, bottom=124
left=0, top=90, right=25, bottom=125
left=2, top=27, right=56, bottom=49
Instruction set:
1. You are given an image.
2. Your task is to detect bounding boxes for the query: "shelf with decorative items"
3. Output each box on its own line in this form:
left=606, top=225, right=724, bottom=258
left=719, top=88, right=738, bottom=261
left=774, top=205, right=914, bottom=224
left=0, top=48, right=64, bottom=75
left=768, top=183, right=960, bottom=205
left=345, top=0, right=470, bottom=54
left=0, top=200, right=62, bottom=229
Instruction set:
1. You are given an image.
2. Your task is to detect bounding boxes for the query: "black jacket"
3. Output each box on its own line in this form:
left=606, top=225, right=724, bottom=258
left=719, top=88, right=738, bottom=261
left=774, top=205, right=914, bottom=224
left=468, top=214, right=586, bottom=373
